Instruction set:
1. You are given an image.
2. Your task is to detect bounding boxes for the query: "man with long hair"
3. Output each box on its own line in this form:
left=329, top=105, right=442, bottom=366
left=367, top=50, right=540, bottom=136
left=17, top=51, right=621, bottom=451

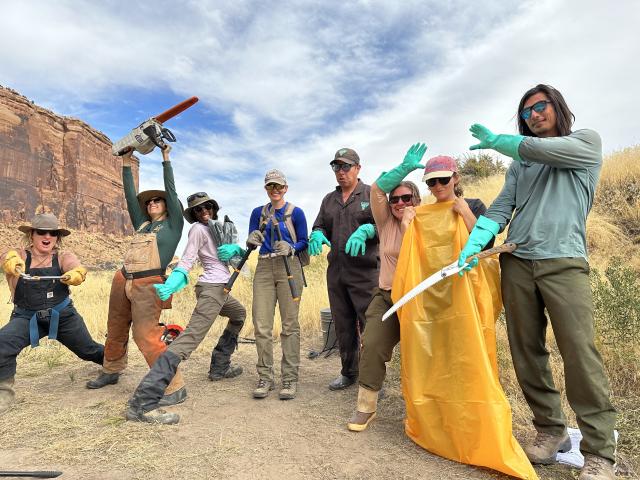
left=458, top=84, right=617, bottom=480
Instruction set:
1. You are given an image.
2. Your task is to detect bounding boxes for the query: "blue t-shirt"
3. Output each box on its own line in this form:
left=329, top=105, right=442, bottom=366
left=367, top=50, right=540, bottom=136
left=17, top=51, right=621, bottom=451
left=248, top=203, right=309, bottom=255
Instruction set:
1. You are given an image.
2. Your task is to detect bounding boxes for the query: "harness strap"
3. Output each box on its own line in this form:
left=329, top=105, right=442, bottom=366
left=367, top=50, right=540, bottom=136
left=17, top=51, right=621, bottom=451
left=121, top=267, right=165, bottom=279
left=27, top=296, right=71, bottom=348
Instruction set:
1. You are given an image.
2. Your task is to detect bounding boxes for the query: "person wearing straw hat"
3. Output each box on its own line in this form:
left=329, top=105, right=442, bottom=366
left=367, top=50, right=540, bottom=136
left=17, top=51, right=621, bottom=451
left=0, top=210, right=103, bottom=415
left=125, top=192, right=246, bottom=424
left=86, top=145, right=186, bottom=415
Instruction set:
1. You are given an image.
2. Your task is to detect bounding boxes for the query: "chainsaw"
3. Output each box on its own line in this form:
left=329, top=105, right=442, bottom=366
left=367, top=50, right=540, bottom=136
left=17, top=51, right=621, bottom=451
left=111, top=96, right=199, bottom=156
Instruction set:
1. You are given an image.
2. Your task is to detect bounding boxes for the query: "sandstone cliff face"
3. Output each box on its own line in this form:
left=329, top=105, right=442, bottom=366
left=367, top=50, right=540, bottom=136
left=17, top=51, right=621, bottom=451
left=0, top=86, right=139, bottom=235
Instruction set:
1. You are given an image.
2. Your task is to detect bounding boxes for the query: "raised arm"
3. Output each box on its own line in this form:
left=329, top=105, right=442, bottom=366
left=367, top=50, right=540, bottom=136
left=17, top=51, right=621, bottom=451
left=122, top=149, right=147, bottom=230
left=160, top=146, right=184, bottom=231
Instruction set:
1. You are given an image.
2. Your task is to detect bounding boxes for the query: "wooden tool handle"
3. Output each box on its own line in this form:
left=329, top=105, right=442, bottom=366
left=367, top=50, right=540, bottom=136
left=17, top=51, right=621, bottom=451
left=154, top=96, right=199, bottom=123
left=473, top=242, right=517, bottom=260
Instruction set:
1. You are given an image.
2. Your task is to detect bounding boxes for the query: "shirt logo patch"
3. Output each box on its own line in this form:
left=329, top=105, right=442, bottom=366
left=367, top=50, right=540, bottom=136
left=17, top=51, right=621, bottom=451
left=360, top=202, right=369, bottom=210
left=47, top=291, right=54, bottom=299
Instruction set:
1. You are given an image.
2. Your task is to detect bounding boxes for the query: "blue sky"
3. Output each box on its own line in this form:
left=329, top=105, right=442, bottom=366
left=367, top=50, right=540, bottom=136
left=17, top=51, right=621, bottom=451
left=1, top=0, right=639, bottom=248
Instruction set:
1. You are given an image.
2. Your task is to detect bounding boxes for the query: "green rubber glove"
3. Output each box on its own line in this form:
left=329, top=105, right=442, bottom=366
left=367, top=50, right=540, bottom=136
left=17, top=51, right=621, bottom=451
left=218, top=244, right=245, bottom=262
left=345, top=223, right=376, bottom=256
left=309, top=230, right=331, bottom=256
left=154, top=267, right=189, bottom=301
left=457, top=216, right=500, bottom=275
left=469, top=124, right=524, bottom=161
left=376, top=142, right=428, bottom=193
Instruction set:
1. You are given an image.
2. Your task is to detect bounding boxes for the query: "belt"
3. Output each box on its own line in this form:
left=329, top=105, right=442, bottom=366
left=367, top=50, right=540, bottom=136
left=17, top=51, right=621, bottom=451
left=258, top=253, right=281, bottom=259
left=121, top=267, right=166, bottom=280
left=22, top=297, right=72, bottom=348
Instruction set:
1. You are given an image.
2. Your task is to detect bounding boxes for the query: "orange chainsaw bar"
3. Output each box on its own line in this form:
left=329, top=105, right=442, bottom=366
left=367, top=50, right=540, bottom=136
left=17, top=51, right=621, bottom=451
left=154, top=96, right=199, bottom=123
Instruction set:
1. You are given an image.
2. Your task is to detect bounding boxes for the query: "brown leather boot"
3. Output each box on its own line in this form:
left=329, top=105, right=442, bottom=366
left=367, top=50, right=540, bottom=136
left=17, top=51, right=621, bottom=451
left=0, top=377, right=16, bottom=416
left=579, top=454, right=615, bottom=480
left=524, top=430, right=572, bottom=464
left=347, top=386, right=378, bottom=432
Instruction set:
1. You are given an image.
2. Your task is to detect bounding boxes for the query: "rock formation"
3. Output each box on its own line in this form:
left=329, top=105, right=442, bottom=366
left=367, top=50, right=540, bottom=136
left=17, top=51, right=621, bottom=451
left=0, top=86, right=138, bottom=235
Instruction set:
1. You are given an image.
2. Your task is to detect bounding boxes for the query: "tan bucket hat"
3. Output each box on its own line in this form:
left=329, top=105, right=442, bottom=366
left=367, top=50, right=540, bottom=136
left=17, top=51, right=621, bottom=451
left=183, top=192, right=219, bottom=224
left=18, top=213, right=71, bottom=236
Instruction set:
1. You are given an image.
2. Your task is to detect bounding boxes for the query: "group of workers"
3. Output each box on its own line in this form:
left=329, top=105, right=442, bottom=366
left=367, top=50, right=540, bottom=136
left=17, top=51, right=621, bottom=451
left=0, top=84, right=617, bottom=480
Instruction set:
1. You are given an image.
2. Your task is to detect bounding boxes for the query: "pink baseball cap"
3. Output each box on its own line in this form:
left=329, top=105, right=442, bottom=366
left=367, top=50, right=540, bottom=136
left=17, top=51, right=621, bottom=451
left=422, top=155, right=458, bottom=182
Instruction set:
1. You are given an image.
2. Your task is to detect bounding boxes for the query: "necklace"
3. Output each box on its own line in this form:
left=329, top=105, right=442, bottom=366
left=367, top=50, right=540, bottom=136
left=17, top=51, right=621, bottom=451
left=30, top=251, right=53, bottom=268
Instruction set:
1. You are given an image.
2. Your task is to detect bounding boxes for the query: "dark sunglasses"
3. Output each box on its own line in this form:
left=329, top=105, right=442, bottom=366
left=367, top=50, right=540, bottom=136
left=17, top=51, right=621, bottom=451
left=520, top=100, right=552, bottom=120
left=34, top=229, right=60, bottom=237
left=193, top=202, right=214, bottom=213
left=145, top=197, right=164, bottom=206
left=330, top=163, right=354, bottom=172
left=187, top=192, right=207, bottom=203
left=389, top=194, right=413, bottom=204
left=265, top=183, right=286, bottom=192
left=426, top=176, right=452, bottom=187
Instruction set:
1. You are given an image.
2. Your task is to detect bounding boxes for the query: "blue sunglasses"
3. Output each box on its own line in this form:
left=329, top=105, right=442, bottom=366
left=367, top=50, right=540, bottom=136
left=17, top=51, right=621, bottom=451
left=520, top=100, right=552, bottom=120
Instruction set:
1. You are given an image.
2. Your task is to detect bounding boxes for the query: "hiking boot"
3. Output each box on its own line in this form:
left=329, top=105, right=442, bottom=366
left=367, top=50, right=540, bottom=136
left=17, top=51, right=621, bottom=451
left=279, top=381, right=297, bottom=400
left=252, top=379, right=274, bottom=399
left=328, top=375, right=356, bottom=391
left=579, top=454, right=615, bottom=480
left=157, top=386, right=187, bottom=407
left=347, top=411, right=377, bottom=432
left=0, top=377, right=16, bottom=416
left=208, top=364, right=243, bottom=382
left=86, top=372, right=120, bottom=389
left=347, top=386, right=379, bottom=432
left=524, top=431, right=572, bottom=464
left=125, top=406, right=180, bottom=425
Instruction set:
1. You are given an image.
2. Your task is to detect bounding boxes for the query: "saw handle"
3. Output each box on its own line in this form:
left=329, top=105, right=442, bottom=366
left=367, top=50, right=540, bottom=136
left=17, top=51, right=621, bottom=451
left=0, top=472, right=63, bottom=478
left=471, top=242, right=517, bottom=261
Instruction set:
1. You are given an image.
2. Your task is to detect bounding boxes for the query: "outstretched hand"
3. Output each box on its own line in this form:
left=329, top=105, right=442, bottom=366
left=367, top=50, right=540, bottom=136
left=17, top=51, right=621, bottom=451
left=469, top=124, right=497, bottom=151
left=402, top=142, right=428, bottom=171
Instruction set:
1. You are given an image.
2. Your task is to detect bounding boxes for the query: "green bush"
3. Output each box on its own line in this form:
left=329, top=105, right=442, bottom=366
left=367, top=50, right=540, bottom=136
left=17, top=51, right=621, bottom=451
left=457, top=153, right=506, bottom=179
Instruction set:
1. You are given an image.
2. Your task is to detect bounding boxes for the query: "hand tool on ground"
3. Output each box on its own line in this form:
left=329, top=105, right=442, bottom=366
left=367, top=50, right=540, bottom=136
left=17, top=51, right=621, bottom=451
left=0, top=471, right=63, bottom=478
left=382, top=243, right=516, bottom=321
left=112, top=96, right=199, bottom=156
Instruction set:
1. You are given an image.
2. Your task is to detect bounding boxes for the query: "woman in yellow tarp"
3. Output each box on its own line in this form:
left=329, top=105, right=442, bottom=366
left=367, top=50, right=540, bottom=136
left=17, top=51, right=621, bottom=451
left=391, top=158, right=538, bottom=479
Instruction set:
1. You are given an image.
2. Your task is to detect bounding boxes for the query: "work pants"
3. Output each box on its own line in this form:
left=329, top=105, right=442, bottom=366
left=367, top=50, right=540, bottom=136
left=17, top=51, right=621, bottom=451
left=103, top=270, right=183, bottom=394
left=252, top=256, right=303, bottom=383
left=500, top=254, right=617, bottom=462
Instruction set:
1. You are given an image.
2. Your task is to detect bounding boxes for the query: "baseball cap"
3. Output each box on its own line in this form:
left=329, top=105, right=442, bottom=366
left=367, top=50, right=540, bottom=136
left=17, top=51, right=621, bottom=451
left=422, top=155, right=458, bottom=181
left=264, top=169, right=287, bottom=186
left=332, top=148, right=360, bottom=165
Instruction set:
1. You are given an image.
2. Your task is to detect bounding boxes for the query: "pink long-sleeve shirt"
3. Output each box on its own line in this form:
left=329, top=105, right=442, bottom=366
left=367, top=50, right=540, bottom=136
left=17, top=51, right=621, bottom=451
left=176, top=223, right=231, bottom=284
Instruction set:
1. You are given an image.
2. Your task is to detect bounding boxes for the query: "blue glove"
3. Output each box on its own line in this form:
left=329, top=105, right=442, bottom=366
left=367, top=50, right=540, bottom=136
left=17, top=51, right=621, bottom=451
left=154, top=267, right=189, bottom=301
left=308, top=230, right=331, bottom=256
left=469, top=124, right=524, bottom=161
left=218, top=244, right=245, bottom=262
left=345, top=223, right=376, bottom=257
left=457, top=216, right=500, bottom=275
left=375, top=143, right=427, bottom=193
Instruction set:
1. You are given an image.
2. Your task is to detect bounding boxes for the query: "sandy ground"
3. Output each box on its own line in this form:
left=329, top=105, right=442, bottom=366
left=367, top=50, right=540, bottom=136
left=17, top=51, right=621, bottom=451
left=0, top=340, right=589, bottom=480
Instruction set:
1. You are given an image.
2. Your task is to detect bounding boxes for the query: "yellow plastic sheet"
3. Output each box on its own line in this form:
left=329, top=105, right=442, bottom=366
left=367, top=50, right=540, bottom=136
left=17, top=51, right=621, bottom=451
left=391, top=202, right=538, bottom=480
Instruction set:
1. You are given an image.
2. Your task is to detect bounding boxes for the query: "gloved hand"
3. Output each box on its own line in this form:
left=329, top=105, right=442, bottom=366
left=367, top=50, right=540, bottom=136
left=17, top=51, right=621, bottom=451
left=469, top=124, right=524, bottom=161
left=375, top=143, right=428, bottom=193
left=154, top=267, right=189, bottom=301
left=246, top=229, right=265, bottom=248
left=345, top=223, right=376, bottom=257
left=61, top=266, right=87, bottom=286
left=218, top=244, right=245, bottom=262
left=457, top=216, right=500, bottom=275
left=308, top=230, right=331, bottom=256
left=2, top=250, right=25, bottom=277
left=273, top=240, right=294, bottom=257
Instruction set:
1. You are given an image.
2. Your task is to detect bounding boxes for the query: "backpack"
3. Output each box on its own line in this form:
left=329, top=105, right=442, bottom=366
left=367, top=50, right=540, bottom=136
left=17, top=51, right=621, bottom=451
left=259, top=202, right=310, bottom=267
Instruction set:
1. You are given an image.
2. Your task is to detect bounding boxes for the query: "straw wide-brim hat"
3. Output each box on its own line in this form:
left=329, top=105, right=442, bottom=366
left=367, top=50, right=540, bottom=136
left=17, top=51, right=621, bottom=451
left=183, top=192, right=219, bottom=224
left=18, top=213, right=71, bottom=236
left=136, top=190, right=167, bottom=214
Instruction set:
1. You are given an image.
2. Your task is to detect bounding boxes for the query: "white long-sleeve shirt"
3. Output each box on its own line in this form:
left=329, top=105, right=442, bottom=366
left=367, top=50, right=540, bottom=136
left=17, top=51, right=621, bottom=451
left=176, top=223, right=231, bottom=284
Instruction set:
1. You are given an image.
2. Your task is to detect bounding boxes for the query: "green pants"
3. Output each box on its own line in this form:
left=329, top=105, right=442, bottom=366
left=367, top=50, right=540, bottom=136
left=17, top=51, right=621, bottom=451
left=358, top=288, right=399, bottom=392
left=500, top=254, right=616, bottom=462
left=252, top=256, right=303, bottom=383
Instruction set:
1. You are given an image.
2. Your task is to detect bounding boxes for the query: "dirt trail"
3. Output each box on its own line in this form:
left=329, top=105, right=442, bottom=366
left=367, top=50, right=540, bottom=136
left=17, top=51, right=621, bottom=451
left=0, top=341, right=576, bottom=480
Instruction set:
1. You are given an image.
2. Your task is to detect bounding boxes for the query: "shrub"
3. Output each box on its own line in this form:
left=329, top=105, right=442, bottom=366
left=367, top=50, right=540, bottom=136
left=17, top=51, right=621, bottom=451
left=457, top=153, right=506, bottom=180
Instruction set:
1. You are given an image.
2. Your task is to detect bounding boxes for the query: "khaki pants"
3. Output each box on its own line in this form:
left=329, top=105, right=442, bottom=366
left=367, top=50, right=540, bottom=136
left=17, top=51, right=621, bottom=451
left=358, top=288, right=399, bottom=392
left=103, top=270, right=184, bottom=394
left=252, top=256, right=303, bottom=383
left=500, top=254, right=617, bottom=462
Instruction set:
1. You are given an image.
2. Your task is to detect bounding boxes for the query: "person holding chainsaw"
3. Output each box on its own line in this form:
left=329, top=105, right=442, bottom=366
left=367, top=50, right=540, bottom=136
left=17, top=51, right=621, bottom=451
left=125, top=192, right=247, bottom=424
left=310, top=148, right=379, bottom=391
left=458, top=84, right=616, bottom=480
left=87, top=145, right=187, bottom=413
left=0, top=211, right=103, bottom=415
left=348, top=149, right=490, bottom=432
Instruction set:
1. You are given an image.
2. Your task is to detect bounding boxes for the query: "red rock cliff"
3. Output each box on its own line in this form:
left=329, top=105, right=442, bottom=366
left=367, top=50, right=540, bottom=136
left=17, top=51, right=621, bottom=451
left=0, top=86, right=138, bottom=235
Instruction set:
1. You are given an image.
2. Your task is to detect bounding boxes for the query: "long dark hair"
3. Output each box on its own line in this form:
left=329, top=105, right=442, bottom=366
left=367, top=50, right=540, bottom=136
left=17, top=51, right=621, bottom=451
left=517, top=84, right=574, bottom=137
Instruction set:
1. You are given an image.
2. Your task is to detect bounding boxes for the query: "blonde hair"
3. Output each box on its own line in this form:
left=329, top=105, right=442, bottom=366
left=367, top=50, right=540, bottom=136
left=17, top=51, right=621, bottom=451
left=22, top=231, right=62, bottom=251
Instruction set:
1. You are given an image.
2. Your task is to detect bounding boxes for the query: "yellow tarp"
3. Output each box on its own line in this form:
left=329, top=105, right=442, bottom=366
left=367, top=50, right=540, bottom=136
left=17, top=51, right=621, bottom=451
left=391, top=202, right=538, bottom=480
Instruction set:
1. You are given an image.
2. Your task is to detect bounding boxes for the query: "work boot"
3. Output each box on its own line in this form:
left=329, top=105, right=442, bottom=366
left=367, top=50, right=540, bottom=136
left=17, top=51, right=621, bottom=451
left=347, top=386, right=378, bottom=432
left=0, top=377, right=16, bottom=416
left=157, top=386, right=187, bottom=407
left=329, top=374, right=356, bottom=391
left=279, top=381, right=297, bottom=400
left=125, top=406, right=180, bottom=425
left=128, top=351, right=181, bottom=414
left=579, top=454, right=615, bottom=480
left=86, top=372, right=120, bottom=389
left=524, top=430, right=572, bottom=464
left=208, top=364, right=243, bottom=381
left=253, top=379, right=274, bottom=399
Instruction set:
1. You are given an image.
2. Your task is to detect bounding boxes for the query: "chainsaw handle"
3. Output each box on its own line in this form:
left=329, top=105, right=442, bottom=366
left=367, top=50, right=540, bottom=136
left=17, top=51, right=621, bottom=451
left=472, top=242, right=517, bottom=261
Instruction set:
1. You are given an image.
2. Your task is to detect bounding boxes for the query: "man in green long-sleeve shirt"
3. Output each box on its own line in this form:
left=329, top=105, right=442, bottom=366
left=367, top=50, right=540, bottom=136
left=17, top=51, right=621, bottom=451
left=459, top=84, right=616, bottom=480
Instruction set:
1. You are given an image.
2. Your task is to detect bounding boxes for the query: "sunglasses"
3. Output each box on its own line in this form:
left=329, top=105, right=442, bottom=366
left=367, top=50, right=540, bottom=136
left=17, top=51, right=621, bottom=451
left=193, top=202, right=214, bottom=213
left=426, top=176, right=452, bottom=187
left=34, top=229, right=60, bottom=237
left=265, top=183, right=286, bottom=192
left=145, top=197, right=164, bottom=206
left=330, top=163, right=354, bottom=172
left=389, top=194, right=413, bottom=204
left=520, top=100, right=552, bottom=120
left=187, top=192, right=207, bottom=203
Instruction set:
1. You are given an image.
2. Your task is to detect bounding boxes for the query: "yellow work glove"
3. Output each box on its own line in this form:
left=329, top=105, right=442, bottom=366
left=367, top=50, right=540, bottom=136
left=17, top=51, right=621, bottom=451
left=62, top=266, right=88, bottom=286
left=2, top=250, right=25, bottom=277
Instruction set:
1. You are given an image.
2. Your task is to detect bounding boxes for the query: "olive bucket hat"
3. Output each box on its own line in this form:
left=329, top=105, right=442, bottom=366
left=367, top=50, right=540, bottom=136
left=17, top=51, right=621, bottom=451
left=183, top=192, right=220, bottom=224
left=18, top=212, right=71, bottom=236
